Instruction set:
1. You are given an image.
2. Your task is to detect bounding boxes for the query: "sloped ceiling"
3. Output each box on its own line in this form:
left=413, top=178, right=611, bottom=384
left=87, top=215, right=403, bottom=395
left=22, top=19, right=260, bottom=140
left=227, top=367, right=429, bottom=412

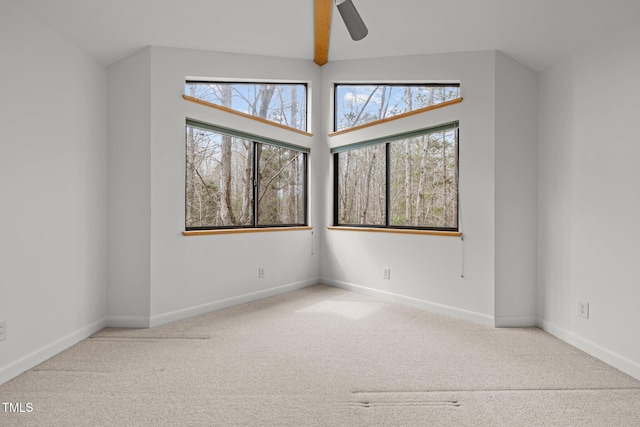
left=12, top=0, right=640, bottom=71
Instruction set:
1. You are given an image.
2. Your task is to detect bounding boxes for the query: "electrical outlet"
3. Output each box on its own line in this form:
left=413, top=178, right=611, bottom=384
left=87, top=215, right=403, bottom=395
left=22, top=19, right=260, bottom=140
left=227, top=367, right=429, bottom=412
left=383, top=268, right=391, bottom=280
left=258, top=267, right=265, bottom=279
left=578, top=301, right=589, bottom=319
left=0, top=320, right=6, bottom=341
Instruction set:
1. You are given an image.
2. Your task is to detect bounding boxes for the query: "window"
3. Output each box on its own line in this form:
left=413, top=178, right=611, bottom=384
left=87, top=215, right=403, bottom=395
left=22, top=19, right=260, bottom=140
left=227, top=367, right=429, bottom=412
left=186, top=120, right=308, bottom=230
left=334, top=84, right=460, bottom=132
left=334, top=122, right=459, bottom=231
left=186, top=82, right=308, bottom=132
left=336, top=143, right=387, bottom=225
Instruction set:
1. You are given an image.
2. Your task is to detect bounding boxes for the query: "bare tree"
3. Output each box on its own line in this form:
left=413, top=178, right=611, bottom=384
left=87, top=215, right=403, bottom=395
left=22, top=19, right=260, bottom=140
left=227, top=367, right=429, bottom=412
left=350, top=86, right=380, bottom=127
left=404, top=87, right=413, bottom=224
left=415, top=135, right=432, bottom=226
left=218, top=85, right=236, bottom=226
left=185, top=83, right=307, bottom=228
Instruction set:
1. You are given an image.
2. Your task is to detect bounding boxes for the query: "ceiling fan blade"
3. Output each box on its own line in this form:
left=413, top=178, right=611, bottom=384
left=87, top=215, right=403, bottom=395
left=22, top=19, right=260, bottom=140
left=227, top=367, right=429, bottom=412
left=336, top=0, right=368, bottom=41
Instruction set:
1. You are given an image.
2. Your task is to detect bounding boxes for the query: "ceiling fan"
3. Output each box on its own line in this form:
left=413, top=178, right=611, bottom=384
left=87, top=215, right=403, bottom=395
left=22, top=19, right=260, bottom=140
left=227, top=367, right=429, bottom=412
left=315, top=0, right=368, bottom=66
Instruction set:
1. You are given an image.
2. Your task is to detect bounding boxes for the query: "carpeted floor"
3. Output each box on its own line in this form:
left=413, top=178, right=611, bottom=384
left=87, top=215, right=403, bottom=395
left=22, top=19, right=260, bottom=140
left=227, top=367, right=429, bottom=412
left=1, top=284, right=639, bottom=426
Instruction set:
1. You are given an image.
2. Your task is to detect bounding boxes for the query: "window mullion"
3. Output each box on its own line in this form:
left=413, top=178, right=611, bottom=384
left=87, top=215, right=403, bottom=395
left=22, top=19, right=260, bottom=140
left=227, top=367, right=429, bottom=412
left=253, top=141, right=259, bottom=227
left=303, top=153, right=309, bottom=225
left=385, top=143, right=391, bottom=226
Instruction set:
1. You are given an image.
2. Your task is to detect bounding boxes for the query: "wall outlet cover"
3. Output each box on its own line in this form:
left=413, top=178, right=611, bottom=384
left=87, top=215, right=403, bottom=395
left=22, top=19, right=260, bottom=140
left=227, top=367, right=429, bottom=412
left=578, top=301, right=589, bottom=319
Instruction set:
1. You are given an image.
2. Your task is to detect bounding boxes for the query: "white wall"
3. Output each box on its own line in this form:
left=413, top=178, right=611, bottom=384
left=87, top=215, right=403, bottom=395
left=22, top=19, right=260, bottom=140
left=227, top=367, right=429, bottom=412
left=107, top=47, right=539, bottom=330
left=494, top=52, right=538, bottom=326
left=3, top=0, right=636, bottom=386
left=319, top=51, right=538, bottom=327
left=107, top=48, right=152, bottom=327
left=107, top=47, right=323, bottom=327
left=319, top=52, right=499, bottom=325
left=538, top=15, right=640, bottom=379
left=0, top=0, right=107, bottom=383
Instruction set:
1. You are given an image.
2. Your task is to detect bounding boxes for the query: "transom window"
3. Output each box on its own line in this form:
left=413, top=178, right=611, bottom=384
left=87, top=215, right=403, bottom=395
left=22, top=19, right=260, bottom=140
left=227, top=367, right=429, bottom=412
left=186, top=120, right=308, bottom=230
left=333, top=122, right=459, bottom=230
left=334, top=83, right=460, bottom=132
left=186, top=81, right=308, bottom=132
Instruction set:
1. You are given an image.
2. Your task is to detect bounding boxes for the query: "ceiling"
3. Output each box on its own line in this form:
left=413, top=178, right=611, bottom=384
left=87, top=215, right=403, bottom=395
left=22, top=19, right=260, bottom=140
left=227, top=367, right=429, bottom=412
left=12, top=0, right=640, bottom=71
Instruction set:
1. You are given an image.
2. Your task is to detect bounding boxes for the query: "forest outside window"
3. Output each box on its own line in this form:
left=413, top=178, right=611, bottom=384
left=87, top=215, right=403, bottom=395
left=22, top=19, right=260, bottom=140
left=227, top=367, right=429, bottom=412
left=334, top=83, right=460, bottom=132
left=186, top=81, right=308, bottom=132
left=334, top=122, right=459, bottom=231
left=186, top=120, right=308, bottom=230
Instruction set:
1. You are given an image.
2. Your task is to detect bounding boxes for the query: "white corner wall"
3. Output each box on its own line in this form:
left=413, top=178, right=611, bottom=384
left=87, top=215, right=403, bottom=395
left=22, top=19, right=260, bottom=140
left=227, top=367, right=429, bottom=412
left=107, top=48, right=152, bottom=327
left=319, top=52, right=499, bottom=325
left=148, top=48, right=322, bottom=324
left=494, top=52, right=538, bottom=327
left=538, top=14, right=640, bottom=379
left=107, top=47, right=323, bottom=327
left=0, top=0, right=108, bottom=384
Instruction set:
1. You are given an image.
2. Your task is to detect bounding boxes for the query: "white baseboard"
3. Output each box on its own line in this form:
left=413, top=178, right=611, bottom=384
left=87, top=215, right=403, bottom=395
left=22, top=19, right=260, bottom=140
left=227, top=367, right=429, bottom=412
left=322, top=278, right=495, bottom=327
left=0, top=318, right=107, bottom=386
left=539, top=319, right=640, bottom=381
left=149, top=279, right=319, bottom=328
left=495, top=316, right=538, bottom=328
left=106, top=316, right=150, bottom=329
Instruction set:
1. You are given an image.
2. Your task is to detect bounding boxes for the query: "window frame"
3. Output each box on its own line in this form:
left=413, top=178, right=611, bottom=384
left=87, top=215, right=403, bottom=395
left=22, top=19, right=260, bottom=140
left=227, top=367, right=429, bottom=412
left=333, top=83, right=461, bottom=133
left=185, top=119, right=309, bottom=231
left=185, top=81, right=309, bottom=133
left=332, top=122, right=460, bottom=232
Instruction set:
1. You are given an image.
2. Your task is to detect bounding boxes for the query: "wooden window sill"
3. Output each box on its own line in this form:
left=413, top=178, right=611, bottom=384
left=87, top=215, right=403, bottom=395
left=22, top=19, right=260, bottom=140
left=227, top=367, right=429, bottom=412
left=183, top=226, right=313, bottom=236
left=327, top=226, right=461, bottom=237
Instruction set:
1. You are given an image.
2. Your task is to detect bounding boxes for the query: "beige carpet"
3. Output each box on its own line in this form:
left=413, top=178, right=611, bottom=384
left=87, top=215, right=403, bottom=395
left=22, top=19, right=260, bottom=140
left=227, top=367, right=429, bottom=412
left=1, top=285, right=639, bottom=426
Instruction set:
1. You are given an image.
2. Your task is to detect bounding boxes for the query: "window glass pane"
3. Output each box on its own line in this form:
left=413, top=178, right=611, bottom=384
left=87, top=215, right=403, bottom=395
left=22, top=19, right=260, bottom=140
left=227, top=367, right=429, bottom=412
left=257, top=145, right=306, bottom=225
left=337, top=144, right=386, bottom=225
left=389, top=128, right=458, bottom=228
left=335, top=84, right=460, bottom=132
left=186, top=126, right=253, bottom=228
left=186, top=82, right=307, bottom=131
